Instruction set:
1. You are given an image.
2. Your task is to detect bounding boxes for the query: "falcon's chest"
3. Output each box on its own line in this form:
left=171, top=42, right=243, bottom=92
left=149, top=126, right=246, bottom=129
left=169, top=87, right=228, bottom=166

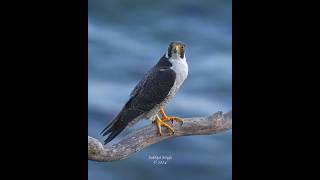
left=163, top=57, right=188, bottom=102
left=170, top=57, right=188, bottom=89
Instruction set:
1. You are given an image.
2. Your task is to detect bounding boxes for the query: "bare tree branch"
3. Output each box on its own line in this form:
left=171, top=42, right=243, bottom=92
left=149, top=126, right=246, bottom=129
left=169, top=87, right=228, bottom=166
left=88, top=110, right=232, bottom=162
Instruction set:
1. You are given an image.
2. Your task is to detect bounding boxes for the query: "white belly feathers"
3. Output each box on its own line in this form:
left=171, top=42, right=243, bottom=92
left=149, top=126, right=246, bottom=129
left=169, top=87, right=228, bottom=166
left=164, top=56, right=188, bottom=103
left=170, top=57, right=188, bottom=88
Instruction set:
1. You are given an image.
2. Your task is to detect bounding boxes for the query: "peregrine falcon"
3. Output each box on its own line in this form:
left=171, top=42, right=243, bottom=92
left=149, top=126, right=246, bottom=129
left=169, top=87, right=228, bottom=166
left=101, top=41, right=188, bottom=145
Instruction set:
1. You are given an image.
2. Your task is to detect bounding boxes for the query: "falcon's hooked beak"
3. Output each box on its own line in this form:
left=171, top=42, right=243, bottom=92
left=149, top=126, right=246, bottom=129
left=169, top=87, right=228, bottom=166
left=167, top=41, right=186, bottom=59
left=173, top=46, right=179, bottom=54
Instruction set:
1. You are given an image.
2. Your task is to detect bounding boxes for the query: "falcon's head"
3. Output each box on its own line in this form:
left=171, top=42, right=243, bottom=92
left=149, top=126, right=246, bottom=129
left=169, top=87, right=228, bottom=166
left=166, top=41, right=186, bottom=59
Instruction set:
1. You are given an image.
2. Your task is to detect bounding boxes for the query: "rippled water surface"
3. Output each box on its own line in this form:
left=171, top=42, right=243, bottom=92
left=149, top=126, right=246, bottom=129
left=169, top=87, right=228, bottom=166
left=89, top=0, right=232, bottom=179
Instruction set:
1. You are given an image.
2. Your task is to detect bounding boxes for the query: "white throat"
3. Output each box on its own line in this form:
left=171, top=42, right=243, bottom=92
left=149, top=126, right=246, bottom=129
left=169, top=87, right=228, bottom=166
left=168, top=53, right=188, bottom=88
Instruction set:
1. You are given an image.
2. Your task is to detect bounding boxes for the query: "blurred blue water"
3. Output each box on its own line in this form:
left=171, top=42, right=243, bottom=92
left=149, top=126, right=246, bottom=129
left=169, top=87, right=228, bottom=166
left=89, top=0, right=232, bottom=179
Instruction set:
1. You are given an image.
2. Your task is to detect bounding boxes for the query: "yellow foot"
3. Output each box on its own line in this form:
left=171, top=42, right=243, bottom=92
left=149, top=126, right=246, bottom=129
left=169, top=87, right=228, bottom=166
left=159, top=107, right=184, bottom=125
left=152, top=115, right=175, bottom=136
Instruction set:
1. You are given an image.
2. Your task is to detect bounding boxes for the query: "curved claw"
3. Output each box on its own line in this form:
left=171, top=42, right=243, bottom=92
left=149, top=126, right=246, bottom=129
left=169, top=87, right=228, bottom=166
left=165, top=116, right=184, bottom=125
left=159, top=107, right=184, bottom=126
left=153, top=115, right=175, bottom=136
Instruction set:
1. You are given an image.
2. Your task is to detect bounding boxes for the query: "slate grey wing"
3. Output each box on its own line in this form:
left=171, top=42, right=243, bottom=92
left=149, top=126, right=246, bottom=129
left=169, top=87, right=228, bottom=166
left=101, top=67, right=176, bottom=144
left=130, top=73, right=147, bottom=97
left=130, top=68, right=176, bottom=112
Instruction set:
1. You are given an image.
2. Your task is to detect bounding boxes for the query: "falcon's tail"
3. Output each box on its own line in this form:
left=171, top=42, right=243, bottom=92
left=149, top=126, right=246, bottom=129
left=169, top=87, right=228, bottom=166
left=100, top=109, right=142, bottom=145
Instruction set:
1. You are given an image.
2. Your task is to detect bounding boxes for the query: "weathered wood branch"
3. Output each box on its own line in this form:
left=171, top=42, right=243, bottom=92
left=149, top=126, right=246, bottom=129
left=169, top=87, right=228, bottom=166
left=88, top=110, right=232, bottom=162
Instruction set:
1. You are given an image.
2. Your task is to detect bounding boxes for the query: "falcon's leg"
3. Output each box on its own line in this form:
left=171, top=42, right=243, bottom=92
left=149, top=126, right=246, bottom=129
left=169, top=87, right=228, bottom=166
left=152, top=115, right=175, bottom=136
left=159, top=106, right=184, bottom=124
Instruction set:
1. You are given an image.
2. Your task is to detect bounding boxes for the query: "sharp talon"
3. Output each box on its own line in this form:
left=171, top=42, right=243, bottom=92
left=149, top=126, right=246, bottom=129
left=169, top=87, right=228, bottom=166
left=154, top=115, right=176, bottom=136
left=157, top=107, right=184, bottom=136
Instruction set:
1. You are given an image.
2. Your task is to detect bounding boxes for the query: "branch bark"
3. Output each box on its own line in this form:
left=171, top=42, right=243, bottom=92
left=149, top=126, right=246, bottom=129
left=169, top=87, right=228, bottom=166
left=88, top=110, right=232, bottom=162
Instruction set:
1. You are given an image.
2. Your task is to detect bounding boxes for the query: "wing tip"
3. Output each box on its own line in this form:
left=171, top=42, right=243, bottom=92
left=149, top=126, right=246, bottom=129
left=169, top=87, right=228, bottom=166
left=103, top=128, right=123, bottom=145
